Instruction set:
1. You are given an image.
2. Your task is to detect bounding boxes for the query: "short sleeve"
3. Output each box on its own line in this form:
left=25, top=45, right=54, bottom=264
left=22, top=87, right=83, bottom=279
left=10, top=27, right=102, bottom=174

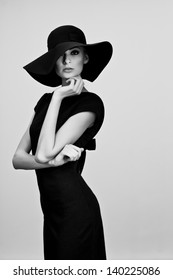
left=34, top=93, right=51, bottom=112
left=71, top=92, right=105, bottom=131
left=70, top=92, right=105, bottom=149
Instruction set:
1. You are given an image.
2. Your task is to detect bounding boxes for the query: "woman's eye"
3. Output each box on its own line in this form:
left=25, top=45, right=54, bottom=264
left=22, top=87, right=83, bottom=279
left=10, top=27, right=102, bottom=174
left=71, top=50, right=79, bottom=55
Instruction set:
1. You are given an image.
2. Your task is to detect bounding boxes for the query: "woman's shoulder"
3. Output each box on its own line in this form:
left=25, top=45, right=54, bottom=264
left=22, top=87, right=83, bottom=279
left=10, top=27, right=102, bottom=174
left=74, top=91, right=105, bottom=120
left=80, top=91, right=104, bottom=106
left=34, top=92, right=52, bottom=112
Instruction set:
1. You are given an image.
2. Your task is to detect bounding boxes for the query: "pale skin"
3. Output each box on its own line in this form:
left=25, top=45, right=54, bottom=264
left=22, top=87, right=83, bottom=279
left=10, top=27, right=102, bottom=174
left=12, top=47, right=95, bottom=170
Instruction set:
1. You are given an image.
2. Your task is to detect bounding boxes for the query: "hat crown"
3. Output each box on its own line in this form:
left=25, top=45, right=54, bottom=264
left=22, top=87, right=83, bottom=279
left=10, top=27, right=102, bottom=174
left=47, top=25, right=87, bottom=50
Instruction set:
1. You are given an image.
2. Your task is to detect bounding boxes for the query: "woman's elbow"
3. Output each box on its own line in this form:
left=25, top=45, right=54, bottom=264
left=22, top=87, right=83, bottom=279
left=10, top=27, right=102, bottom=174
left=12, top=154, right=20, bottom=169
left=35, top=152, right=49, bottom=164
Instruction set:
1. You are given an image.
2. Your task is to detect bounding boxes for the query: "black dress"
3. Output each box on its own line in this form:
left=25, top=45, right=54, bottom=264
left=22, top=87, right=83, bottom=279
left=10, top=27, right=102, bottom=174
left=29, top=91, right=106, bottom=260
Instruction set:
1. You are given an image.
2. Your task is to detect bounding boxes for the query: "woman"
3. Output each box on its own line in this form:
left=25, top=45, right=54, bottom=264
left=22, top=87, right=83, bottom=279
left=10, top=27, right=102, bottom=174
left=12, top=25, right=113, bottom=260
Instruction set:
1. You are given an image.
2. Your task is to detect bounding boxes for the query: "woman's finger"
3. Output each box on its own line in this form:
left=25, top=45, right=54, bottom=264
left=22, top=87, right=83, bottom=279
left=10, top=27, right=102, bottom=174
left=64, top=77, right=84, bottom=96
left=62, top=145, right=83, bottom=161
left=73, top=78, right=84, bottom=94
left=65, top=144, right=84, bottom=158
left=69, top=76, right=83, bottom=93
left=48, top=159, right=55, bottom=165
left=67, top=144, right=83, bottom=151
left=65, top=149, right=78, bottom=160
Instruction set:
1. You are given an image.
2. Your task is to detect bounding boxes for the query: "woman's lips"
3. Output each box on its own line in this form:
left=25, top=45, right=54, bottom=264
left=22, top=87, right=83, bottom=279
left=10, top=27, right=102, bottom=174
left=63, top=68, right=73, bottom=73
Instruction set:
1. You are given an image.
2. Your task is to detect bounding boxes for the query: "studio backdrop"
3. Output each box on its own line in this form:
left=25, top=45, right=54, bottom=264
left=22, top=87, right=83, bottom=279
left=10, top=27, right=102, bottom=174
left=0, top=0, right=173, bottom=259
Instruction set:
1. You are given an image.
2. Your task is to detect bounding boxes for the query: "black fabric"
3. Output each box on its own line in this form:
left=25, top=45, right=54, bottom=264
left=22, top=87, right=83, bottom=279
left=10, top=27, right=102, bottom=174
left=29, top=91, right=106, bottom=260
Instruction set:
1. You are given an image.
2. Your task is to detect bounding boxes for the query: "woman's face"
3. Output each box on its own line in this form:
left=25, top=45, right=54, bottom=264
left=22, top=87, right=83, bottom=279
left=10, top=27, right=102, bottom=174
left=55, top=47, right=88, bottom=80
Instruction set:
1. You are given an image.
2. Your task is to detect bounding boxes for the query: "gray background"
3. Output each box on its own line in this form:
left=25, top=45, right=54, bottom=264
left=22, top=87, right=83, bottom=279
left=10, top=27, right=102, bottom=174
left=0, top=0, right=173, bottom=259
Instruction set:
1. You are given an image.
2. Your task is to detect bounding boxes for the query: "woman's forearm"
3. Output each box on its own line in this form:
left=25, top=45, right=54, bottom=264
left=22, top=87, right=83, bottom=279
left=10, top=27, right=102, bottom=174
left=12, top=151, right=52, bottom=170
left=35, top=94, right=62, bottom=163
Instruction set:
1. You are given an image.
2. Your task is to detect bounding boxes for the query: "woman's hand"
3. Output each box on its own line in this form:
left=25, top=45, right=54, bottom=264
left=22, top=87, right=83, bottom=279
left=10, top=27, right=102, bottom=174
left=48, top=144, right=84, bottom=166
left=53, top=76, right=84, bottom=101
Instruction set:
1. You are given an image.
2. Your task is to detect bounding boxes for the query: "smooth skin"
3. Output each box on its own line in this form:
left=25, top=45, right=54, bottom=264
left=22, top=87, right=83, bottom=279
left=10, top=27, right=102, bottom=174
left=12, top=47, right=95, bottom=169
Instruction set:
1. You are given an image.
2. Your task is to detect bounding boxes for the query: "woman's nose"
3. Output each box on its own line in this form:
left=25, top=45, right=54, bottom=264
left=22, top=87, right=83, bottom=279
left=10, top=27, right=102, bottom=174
left=62, top=53, right=71, bottom=64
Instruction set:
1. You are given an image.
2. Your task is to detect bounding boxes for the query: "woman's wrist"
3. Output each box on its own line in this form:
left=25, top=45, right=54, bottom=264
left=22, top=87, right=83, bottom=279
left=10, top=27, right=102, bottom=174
left=52, top=89, right=64, bottom=102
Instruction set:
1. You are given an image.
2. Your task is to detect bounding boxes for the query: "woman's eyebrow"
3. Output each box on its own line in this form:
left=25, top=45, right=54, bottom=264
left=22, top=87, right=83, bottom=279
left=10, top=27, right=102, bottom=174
left=70, top=47, right=80, bottom=50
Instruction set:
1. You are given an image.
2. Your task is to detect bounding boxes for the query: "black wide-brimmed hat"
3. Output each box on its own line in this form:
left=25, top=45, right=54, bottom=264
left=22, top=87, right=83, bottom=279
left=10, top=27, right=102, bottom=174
left=23, top=25, right=113, bottom=87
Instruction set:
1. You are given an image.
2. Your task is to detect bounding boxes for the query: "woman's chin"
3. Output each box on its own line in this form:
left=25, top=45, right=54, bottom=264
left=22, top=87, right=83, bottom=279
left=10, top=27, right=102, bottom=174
left=61, top=71, right=81, bottom=79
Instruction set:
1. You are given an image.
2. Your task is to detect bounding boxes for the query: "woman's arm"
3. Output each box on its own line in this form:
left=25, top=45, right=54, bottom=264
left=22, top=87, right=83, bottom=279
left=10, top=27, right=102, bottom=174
left=12, top=114, right=52, bottom=170
left=12, top=114, right=84, bottom=170
left=35, top=78, right=95, bottom=163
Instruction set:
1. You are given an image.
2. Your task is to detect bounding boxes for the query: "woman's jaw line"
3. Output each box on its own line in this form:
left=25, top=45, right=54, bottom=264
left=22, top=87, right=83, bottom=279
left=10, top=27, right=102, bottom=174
left=61, top=75, right=82, bottom=86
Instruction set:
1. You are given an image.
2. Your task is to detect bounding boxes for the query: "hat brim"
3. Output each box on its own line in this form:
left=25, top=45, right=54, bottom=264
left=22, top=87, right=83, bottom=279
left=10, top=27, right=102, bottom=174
left=23, top=41, right=113, bottom=87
